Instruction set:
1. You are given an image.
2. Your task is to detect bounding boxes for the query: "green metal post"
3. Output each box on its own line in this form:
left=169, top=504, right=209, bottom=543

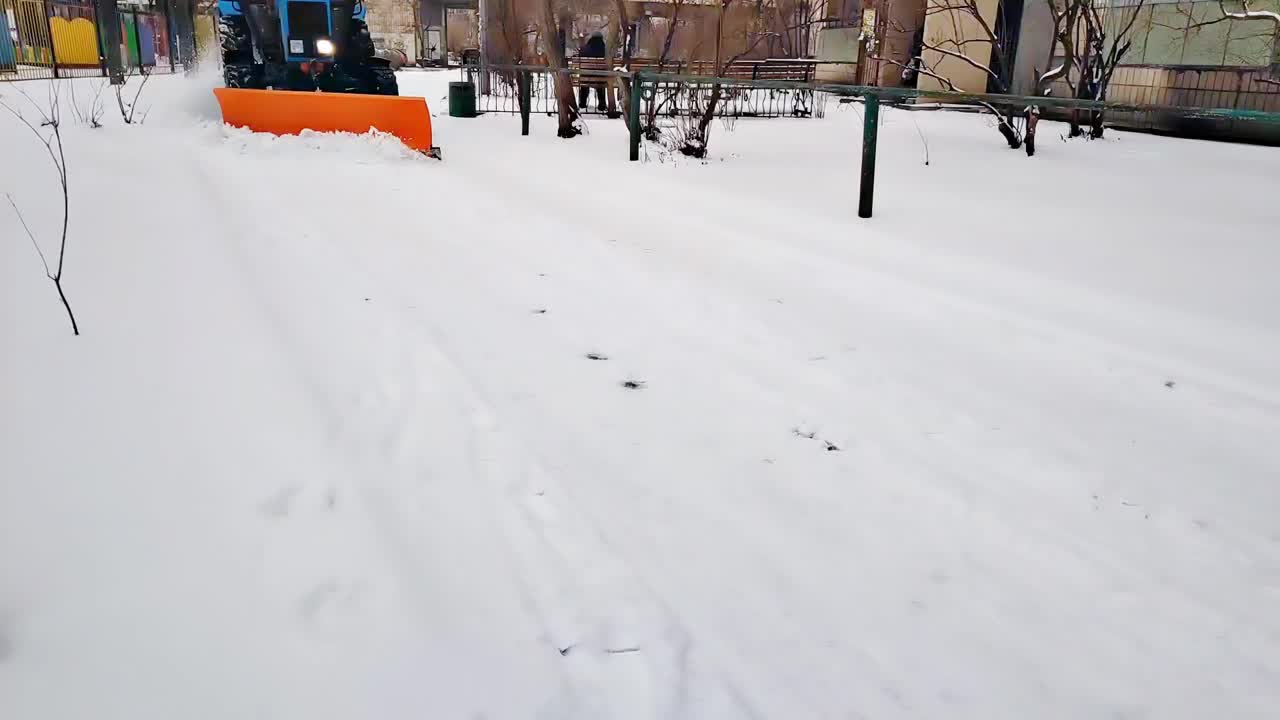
left=858, top=94, right=879, bottom=219
left=96, top=0, right=124, bottom=83
left=629, top=72, right=642, bottom=161
left=519, top=69, right=531, bottom=136
left=131, top=9, right=143, bottom=70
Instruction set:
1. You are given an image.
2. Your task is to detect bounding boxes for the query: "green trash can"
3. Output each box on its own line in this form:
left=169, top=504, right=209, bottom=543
left=449, top=81, right=476, bottom=118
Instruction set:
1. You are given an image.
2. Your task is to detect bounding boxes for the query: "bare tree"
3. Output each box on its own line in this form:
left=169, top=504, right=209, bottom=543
left=606, top=0, right=636, bottom=121
left=70, top=79, right=107, bottom=129
left=1, top=84, right=80, bottom=335
left=537, top=0, right=583, bottom=137
left=115, top=65, right=153, bottom=124
left=869, top=0, right=1031, bottom=151
left=1079, top=0, right=1146, bottom=136
left=925, top=0, right=1027, bottom=147
left=680, top=0, right=824, bottom=157
left=489, top=0, right=535, bottom=63
left=766, top=0, right=830, bottom=58
left=1041, top=0, right=1146, bottom=138
left=1036, top=0, right=1085, bottom=96
left=644, top=0, right=692, bottom=140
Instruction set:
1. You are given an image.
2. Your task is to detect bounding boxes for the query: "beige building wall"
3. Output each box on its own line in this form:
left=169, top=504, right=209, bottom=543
left=917, top=0, right=999, bottom=93
left=366, top=0, right=419, bottom=62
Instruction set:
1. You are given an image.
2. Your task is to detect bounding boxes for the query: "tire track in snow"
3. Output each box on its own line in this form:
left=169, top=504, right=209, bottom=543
left=184, top=145, right=578, bottom=717
left=292, top=157, right=905, bottom=718
left=192, top=142, right=711, bottom=719
left=452, top=141, right=1280, bottom=717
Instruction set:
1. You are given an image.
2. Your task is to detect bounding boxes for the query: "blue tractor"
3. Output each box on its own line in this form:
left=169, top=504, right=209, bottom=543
left=216, top=0, right=400, bottom=95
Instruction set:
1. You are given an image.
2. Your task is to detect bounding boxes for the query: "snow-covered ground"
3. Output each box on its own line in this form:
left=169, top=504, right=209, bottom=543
left=3, top=69, right=1279, bottom=719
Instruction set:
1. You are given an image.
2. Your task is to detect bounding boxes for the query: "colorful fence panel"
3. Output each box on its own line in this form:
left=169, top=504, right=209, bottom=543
left=2, top=0, right=200, bottom=81
left=49, top=15, right=99, bottom=67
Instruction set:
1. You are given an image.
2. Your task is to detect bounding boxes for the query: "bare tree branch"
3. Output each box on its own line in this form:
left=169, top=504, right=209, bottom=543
left=1185, top=0, right=1280, bottom=29
left=5, top=194, right=53, bottom=280
left=921, top=39, right=1003, bottom=85
left=115, top=65, right=153, bottom=124
left=1, top=84, right=79, bottom=334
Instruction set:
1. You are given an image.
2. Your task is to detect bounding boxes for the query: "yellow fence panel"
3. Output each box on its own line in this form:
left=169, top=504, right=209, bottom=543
left=49, top=16, right=99, bottom=67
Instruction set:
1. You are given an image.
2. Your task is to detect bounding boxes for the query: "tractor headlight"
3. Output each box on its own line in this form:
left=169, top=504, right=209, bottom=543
left=315, top=38, right=335, bottom=56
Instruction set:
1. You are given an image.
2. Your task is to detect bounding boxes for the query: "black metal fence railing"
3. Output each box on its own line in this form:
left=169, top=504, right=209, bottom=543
left=644, top=76, right=822, bottom=119
left=463, top=66, right=560, bottom=116
left=461, top=63, right=823, bottom=119
left=1, top=0, right=197, bottom=83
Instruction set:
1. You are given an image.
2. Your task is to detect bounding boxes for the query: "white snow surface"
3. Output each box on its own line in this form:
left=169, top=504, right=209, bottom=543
left=3, top=70, right=1280, bottom=720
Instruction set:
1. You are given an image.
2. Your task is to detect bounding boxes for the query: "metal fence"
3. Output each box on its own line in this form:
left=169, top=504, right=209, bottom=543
left=454, top=67, right=1280, bottom=217
left=618, top=72, right=1280, bottom=217
left=1, top=0, right=196, bottom=82
left=462, top=64, right=822, bottom=120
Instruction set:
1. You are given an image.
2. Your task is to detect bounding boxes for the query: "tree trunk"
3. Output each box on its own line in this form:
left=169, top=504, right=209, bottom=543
left=1024, top=107, right=1039, bottom=156
left=682, top=82, right=722, bottom=157
left=610, top=0, right=633, bottom=123
left=537, top=0, right=581, bottom=138
left=643, top=0, right=685, bottom=139
left=1089, top=86, right=1106, bottom=138
left=682, top=2, right=729, bottom=157
left=996, top=109, right=1021, bottom=149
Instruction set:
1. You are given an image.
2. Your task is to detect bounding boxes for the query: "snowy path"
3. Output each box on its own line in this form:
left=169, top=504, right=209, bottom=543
left=3, top=72, right=1280, bottom=719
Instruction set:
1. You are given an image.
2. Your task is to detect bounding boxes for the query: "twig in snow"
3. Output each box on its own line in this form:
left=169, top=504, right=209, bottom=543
left=1, top=83, right=80, bottom=335
left=6, top=195, right=52, bottom=278
left=115, top=65, right=153, bottom=125
left=70, top=79, right=106, bottom=128
left=909, top=114, right=931, bottom=166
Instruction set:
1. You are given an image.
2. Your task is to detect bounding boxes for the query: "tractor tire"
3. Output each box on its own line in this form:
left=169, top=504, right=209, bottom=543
left=368, top=63, right=399, bottom=96
left=224, top=63, right=265, bottom=89
left=218, top=14, right=253, bottom=65
left=219, top=15, right=264, bottom=89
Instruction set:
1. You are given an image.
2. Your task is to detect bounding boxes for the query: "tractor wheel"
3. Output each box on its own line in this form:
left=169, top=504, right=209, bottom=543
left=368, top=63, right=399, bottom=96
left=218, top=14, right=253, bottom=65
left=219, top=15, right=264, bottom=89
left=224, top=64, right=264, bottom=89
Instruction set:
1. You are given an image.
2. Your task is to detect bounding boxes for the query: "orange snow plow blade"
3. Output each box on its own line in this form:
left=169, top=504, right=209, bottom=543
left=213, top=88, right=434, bottom=154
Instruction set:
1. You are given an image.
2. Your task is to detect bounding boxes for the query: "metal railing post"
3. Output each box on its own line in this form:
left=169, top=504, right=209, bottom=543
left=96, top=0, right=124, bottom=83
left=858, top=93, right=879, bottom=219
left=520, top=69, right=531, bottom=136
left=89, top=0, right=107, bottom=77
left=628, top=71, right=642, bottom=161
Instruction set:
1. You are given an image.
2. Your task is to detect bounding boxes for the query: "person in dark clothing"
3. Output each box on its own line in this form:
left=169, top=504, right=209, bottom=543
left=577, top=32, right=608, bottom=111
